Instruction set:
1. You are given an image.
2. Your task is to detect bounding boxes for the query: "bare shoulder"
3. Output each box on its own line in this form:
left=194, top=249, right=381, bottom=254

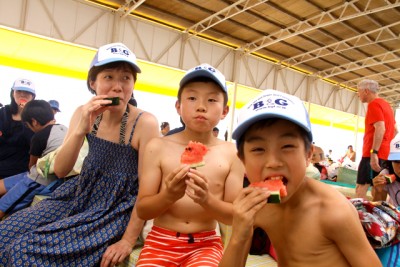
left=312, top=180, right=359, bottom=228
left=214, top=139, right=238, bottom=154
left=146, top=136, right=166, bottom=150
left=130, top=107, right=158, bottom=128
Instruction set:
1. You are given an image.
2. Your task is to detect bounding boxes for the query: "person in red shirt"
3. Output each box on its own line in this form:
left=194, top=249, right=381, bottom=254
left=356, top=79, right=397, bottom=199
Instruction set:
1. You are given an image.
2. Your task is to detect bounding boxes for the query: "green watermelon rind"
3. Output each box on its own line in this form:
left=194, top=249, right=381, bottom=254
left=189, top=161, right=205, bottom=168
left=249, top=181, right=285, bottom=204
left=385, top=175, right=396, bottom=184
left=267, top=191, right=281, bottom=203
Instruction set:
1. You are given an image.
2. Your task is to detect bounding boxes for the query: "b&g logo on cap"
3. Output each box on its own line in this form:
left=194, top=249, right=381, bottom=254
left=108, top=46, right=130, bottom=57
left=20, top=80, right=31, bottom=86
left=252, top=97, right=288, bottom=111
left=194, top=65, right=216, bottom=74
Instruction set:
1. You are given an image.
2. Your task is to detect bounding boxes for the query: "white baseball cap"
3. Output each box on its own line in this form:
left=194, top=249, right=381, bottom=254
left=12, top=78, right=36, bottom=96
left=388, top=134, right=400, bottom=161
left=232, top=89, right=313, bottom=142
left=90, top=43, right=141, bottom=73
left=180, top=63, right=227, bottom=94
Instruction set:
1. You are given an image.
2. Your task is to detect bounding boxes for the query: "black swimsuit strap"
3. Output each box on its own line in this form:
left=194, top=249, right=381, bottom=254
left=91, top=105, right=130, bottom=145
left=128, top=112, right=144, bottom=144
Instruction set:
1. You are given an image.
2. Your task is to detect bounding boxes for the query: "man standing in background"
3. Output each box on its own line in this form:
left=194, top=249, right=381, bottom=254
left=356, top=79, right=396, bottom=199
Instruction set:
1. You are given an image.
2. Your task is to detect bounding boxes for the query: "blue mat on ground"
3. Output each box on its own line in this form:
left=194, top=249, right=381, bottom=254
left=320, top=179, right=356, bottom=189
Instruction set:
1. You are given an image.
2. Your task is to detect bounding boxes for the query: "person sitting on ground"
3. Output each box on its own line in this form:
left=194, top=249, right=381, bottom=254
left=0, top=100, right=67, bottom=219
left=219, top=89, right=381, bottom=267
left=340, top=145, right=356, bottom=163
left=48, top=100, right=61, bottom=115
left=361, top=134, right=400, bottom=267
left=373, top=134, right=400, bottom=206
left=213, top=126, right=219, bottom=137
left=160, top=121, right=170, bottom=136
left=0, top=42, right=159, bottom=267
left=0, top=78, right=36, bottom=179
left=166, top=117, right=185, bottom=136
left=136, top=63, right=244, bottom=266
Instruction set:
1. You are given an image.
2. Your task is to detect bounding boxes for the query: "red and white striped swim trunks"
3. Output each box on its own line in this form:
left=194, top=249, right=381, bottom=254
left=136, top=225, right=223, bottom=267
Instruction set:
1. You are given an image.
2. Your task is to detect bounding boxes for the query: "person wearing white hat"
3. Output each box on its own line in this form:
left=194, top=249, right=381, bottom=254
left=372, top=134, right=400, bottom=206
left=135, top=63, right=244, bottom=266
left=0, top=78, right=36, bottom=179
left=0, top=43, right=160, bottom=267
left=220, top=90, right=380, bottom=267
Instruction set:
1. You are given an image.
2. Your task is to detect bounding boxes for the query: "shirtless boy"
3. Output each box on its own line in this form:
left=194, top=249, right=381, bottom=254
left=136, top=64, right=244, bottom=266
left=220, top=90, right=381, bottom=267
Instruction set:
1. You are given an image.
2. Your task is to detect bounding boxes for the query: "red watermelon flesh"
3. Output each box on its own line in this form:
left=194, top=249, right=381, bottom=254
left=181, top=141, right=208, bottom=168
left=250, top=178, right=287, bottom=203
left=385, top=174, right=396, bottom=184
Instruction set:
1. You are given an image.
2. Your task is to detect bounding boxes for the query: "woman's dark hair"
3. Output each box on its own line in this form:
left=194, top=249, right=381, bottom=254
left=237, top=118, right=312, bottom=159
left=178, top=76, right=228, bottom=106
left=9, top=90, right=36, bottom=115
left=21, top=100, right=54, bottom=126
left=86, top=61, right=138, bottom=95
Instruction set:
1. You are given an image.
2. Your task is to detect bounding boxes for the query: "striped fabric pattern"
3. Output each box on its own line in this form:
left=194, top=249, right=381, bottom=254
left=136, top=226, right=223, bottom=266
left=120, top=224, right=277, bottom=267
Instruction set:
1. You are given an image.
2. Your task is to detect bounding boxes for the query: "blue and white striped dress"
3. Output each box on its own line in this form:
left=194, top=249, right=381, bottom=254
left=0, top=112, right=142, bottom=266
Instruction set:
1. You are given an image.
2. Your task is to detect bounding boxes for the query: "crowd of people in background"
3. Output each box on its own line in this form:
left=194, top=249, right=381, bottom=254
left=0, top=42, right=399, bottom=267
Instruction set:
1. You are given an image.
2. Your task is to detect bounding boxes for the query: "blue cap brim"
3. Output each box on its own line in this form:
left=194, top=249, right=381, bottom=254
left=388, top=152, right=400, bottom=161
left=12, top=87, right=35, bottom=95
left=93, top=58, right=141, bottom=73
left=232, top=113, right=313, bottom=143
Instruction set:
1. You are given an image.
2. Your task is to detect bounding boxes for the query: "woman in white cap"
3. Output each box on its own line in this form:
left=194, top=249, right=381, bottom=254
left=0, top=78, right=35, bottom=178
left=0, top=43, right=159, bottom=267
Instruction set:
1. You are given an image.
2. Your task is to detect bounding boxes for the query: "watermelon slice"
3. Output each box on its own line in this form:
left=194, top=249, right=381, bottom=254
left=181, top=141, right=208, bottom=168
left=19, top=99, right=27, bottom=107
left=250, top=179, right=287, bottom=203
left=384, top=174, right=396, bottom=184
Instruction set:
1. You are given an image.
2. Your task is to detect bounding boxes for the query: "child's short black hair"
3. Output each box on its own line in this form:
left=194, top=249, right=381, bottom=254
left=177, top=76, right=228, bottom=106
left=236, top=118, right=312, bottom=159
left=21, top=100, right=54, bottom=126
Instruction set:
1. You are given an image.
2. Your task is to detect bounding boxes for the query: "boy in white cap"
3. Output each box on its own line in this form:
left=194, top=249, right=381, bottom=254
left=373, top=134, right=400, bottom=206
left=219, top=90, right=381, bottom=267
left=136, top=63, right=244, bottom=266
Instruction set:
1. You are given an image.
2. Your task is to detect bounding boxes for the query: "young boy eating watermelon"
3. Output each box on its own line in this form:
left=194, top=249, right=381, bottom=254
left=219, top=90, right=381, bottom=267
left=136, top=64, right=244, bottom=266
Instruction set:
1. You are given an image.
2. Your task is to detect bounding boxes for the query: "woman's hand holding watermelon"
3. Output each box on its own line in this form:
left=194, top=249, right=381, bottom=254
left=184, top=168, right=209, bottom=204
left=75, top=95, right=113, bottom=136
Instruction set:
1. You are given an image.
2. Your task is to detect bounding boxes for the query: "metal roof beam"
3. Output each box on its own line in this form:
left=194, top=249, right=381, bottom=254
left=344, top=67, right=400, bottom=85
left=318, top=48, right=400, bottom=78
left=243, top=0, right=400, bottom=54
left=120, top=0, right=146, bottom=18
left=282, top=21, right=400, bottom=66
left=186, top=0, right=269, bottom=37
